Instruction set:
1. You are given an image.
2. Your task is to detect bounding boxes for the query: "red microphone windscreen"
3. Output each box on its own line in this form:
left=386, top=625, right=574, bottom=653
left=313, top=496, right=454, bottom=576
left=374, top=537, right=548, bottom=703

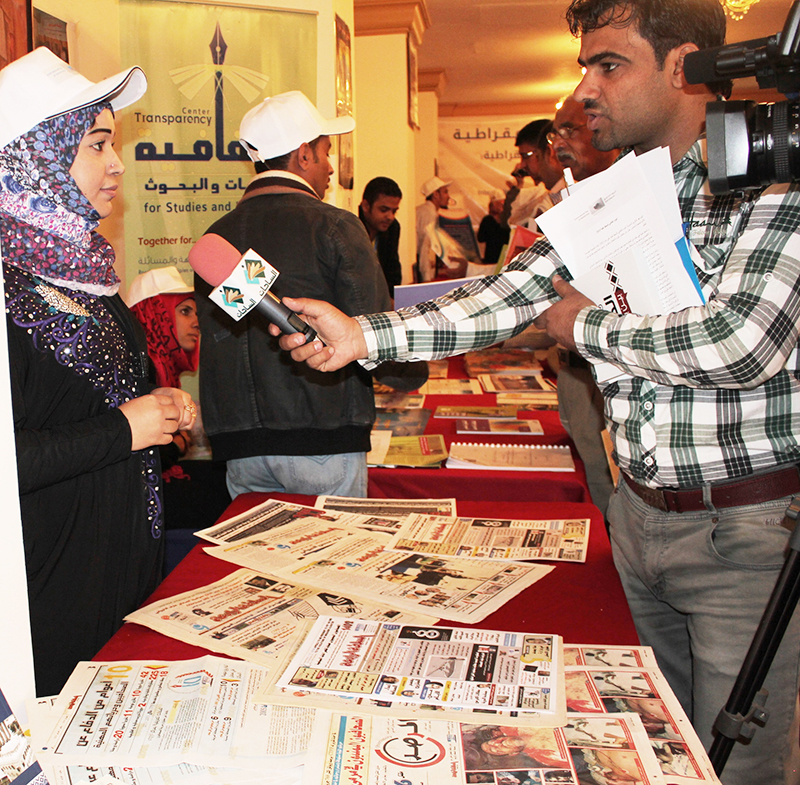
left=187, top=233, right=242, bottom=288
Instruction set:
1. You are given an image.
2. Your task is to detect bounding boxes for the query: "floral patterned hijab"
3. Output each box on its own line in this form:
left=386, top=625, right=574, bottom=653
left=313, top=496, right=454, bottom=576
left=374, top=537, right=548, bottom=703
left=0, top=101, right=121, bottom=294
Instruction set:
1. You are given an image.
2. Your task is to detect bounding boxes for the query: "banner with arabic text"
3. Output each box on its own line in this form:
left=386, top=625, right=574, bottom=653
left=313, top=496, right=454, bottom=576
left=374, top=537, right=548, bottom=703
left=119, top=0, right=317, bottom=287
left=438, top=115, right=531, bottom=228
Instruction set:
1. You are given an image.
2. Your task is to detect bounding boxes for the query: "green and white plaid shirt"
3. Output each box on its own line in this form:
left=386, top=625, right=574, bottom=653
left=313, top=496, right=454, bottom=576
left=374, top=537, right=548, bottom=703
left=357, top=139, right=800, bottom=488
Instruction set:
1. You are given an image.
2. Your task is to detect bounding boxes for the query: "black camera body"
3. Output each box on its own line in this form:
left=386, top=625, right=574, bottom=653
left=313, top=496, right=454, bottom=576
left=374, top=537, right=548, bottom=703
left=683, top=0, right=800, bottom=193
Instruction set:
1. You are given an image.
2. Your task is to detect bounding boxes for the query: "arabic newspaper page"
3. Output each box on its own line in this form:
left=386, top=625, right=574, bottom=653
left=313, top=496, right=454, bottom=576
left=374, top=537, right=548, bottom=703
left=387, top=513, right=590, bottom=562
left=196, top=499, right=372, bottom=546
left=564, top=661, right=720, bottom=784
left=301, top=711, right=664, bottom=785
left=124, top=569, right=437, bottom=684
left=275, top=618, right=565, bottom=726
left=204, top=521, right=553, bottom=623
left=314, top=496, right=458, bottom=534
left=35, top=657, right=311, bottom=771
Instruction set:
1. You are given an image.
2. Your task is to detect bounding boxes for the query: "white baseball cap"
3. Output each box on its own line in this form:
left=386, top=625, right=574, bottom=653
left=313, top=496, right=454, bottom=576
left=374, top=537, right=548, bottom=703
left=125, top=266, right=192, bottom=308
left=0, top=47, right=147, bottom=150
left=421, top=176, right=452, bottom=198
left=239, top=90, right=355, bottom=162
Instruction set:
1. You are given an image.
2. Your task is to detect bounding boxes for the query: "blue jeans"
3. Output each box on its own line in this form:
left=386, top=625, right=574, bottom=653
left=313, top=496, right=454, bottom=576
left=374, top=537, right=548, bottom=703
left=609, top=479, right=800, bottom=785
left=226, top=453, right=368, bottom=498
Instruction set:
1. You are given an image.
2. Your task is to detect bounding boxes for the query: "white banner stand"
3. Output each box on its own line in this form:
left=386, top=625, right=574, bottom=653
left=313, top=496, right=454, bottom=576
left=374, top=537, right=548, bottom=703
left=0, top=264, right=36, bottom=721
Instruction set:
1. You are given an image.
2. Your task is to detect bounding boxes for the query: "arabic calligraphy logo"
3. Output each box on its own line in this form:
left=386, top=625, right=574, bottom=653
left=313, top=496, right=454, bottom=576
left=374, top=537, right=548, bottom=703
left=375, top=733, right=447, bottom=767
left=601, top=260, right=632, bottom=314
left=135, top=23, right=269, bottom=163
left=222, top=286, right=245, bottom=307
left=244, top=258, right=266, bottom=283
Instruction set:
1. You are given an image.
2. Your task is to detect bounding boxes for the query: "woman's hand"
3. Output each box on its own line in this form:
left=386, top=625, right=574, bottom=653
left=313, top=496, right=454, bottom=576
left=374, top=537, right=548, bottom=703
left=152, top=387, right=197, bottom=429
left=119, top=388, right=197, bottom=451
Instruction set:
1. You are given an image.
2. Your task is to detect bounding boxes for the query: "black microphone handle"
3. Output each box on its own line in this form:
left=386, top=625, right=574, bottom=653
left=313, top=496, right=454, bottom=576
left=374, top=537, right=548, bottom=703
left=253, top=290, right=318, bottom=344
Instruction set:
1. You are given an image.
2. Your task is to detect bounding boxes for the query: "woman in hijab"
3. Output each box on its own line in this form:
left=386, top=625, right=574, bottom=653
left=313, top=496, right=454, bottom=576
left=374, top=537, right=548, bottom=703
left=127, top=266, right=200, bottom=390
left=128, top=266, right=201, bottom=463
left=0, top=49, right=195, bottom=696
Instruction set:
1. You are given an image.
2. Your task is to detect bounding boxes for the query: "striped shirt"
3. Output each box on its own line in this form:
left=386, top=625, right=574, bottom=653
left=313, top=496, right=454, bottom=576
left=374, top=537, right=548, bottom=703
left=357, top=139, right=800, bottom=488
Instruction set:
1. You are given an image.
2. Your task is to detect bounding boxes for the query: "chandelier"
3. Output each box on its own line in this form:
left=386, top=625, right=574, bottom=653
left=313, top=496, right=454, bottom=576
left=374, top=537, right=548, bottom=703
left=719, top=0, right=761, bottom=20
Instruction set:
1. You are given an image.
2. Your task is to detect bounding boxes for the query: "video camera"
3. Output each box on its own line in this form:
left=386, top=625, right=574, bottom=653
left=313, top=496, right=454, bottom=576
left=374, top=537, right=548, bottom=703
left=683, top=0, right=799, bottom=193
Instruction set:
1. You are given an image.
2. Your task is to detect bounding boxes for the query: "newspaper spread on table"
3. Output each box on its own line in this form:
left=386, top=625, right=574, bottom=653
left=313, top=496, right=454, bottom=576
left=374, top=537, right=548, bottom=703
left=314, top=496, right=458, bottom=533
left=203, top=519, right=553, bottom=623
left=301, top=711, right=665, bottom=785
left=564, top=649, right=720, bottom=784
left=195, top=498, right=382, bottom=545
left=274, top=617, right=566, bottom=726
left=387, top=513, right=591, bottom=562
left=124, top=569, right=438, bottom=685
left=35, top=657, right=312, bottom=770
left=27, top=645, right=719, bottom=785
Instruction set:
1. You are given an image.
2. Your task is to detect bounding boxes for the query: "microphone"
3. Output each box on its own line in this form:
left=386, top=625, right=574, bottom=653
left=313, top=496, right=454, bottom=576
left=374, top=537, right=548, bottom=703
left=188, top=233, right=317, bottom=343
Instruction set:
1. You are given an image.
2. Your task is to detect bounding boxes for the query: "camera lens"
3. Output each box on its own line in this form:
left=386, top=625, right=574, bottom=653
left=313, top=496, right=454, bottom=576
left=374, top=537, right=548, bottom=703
left=707, top=99, right=800, bottom=193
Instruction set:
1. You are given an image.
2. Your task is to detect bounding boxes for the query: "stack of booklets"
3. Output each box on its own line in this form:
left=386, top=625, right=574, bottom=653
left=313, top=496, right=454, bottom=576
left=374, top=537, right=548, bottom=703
left=446, top=442, right=575, bottom=471
left=479, top=374, right=556, bottom=394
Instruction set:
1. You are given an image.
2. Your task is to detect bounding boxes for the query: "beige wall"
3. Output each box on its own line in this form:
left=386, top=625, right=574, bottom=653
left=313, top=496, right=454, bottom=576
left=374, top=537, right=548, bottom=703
left=353, top=31, right=416, bottom=285
left=415, top=89, right=439, bottom=203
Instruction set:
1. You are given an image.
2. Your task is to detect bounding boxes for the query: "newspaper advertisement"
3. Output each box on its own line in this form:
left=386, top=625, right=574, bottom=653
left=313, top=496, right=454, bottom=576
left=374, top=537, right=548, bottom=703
left=314, top=496, right=458, bottom=534
left=388, top=513, right=590, bottom=562
left=124, top=569, right=437, bottom=682
left=564, top=663, right=720, bottom=784
left=36, top=657, right=313, bottom=770
left=301, top=711, right=665, bottom=785
left=204, top=520, right=554, bottom=623
left=275, top=617, right=565, bottom=725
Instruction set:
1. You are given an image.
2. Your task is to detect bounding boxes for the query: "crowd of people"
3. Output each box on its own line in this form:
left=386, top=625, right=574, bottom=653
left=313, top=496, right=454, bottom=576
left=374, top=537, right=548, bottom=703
left=1, top=2, right=799, bottom=785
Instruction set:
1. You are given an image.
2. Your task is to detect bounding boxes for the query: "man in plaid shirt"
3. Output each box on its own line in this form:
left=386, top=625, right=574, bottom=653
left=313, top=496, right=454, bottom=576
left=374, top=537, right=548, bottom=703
left=278, top=1, right=800, bottom=780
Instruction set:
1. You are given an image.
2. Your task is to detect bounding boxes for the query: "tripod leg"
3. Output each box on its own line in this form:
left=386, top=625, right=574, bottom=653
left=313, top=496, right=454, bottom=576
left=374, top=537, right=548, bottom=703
left=709, top=526, right=800, bottom=776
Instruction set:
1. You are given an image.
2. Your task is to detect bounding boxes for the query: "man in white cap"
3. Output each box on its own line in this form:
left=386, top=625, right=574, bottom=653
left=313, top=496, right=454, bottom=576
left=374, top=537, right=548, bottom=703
left=415, top=175, right=451, bottom=266
left=195, top=91, right=425, bottom=499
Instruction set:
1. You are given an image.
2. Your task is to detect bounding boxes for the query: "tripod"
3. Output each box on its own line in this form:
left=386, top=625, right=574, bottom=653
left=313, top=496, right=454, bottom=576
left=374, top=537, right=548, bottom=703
left=709, top=496, right=800, bottom=776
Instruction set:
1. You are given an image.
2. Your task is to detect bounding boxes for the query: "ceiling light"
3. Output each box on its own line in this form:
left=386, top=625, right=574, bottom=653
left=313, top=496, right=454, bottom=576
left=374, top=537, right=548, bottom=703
left=719, top=0, right=761, bottom=20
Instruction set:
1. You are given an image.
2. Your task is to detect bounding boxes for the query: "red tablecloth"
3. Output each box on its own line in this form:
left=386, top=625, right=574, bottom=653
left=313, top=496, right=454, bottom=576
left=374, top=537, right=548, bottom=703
left=95, top=492, right=638, bottom=663
left=368, top=356, right=589, bottom=503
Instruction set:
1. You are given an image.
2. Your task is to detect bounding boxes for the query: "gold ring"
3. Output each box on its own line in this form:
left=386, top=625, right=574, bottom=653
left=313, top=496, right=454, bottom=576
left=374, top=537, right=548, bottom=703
left=185, top=404, right=197, bottom=414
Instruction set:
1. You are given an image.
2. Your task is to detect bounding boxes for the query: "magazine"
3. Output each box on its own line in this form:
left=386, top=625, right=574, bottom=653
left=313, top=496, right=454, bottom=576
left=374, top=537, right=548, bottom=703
left=455, top=417, right=543, bottom=435
left=368, top=434, right=448, bottom=468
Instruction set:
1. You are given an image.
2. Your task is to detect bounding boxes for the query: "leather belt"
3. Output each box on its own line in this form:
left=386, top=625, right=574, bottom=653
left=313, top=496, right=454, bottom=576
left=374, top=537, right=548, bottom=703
left=622, top=465, right=800, bottom=513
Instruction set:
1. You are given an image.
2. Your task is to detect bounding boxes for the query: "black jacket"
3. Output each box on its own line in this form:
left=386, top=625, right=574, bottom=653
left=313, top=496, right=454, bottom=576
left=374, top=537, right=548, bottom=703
left=197, top=180, right=401, bottom=460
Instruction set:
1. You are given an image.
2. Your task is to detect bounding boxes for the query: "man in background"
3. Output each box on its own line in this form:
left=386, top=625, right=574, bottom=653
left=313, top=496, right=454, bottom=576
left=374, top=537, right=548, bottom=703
left=548, top=95, right=617, bottom=182
left=501, top=118, right=552, bottom=230
left=195, top=91, right=424, bottom=500
left=359, top=176, right=402, bottom=297
left=415, top=175, right=451, bottom=257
